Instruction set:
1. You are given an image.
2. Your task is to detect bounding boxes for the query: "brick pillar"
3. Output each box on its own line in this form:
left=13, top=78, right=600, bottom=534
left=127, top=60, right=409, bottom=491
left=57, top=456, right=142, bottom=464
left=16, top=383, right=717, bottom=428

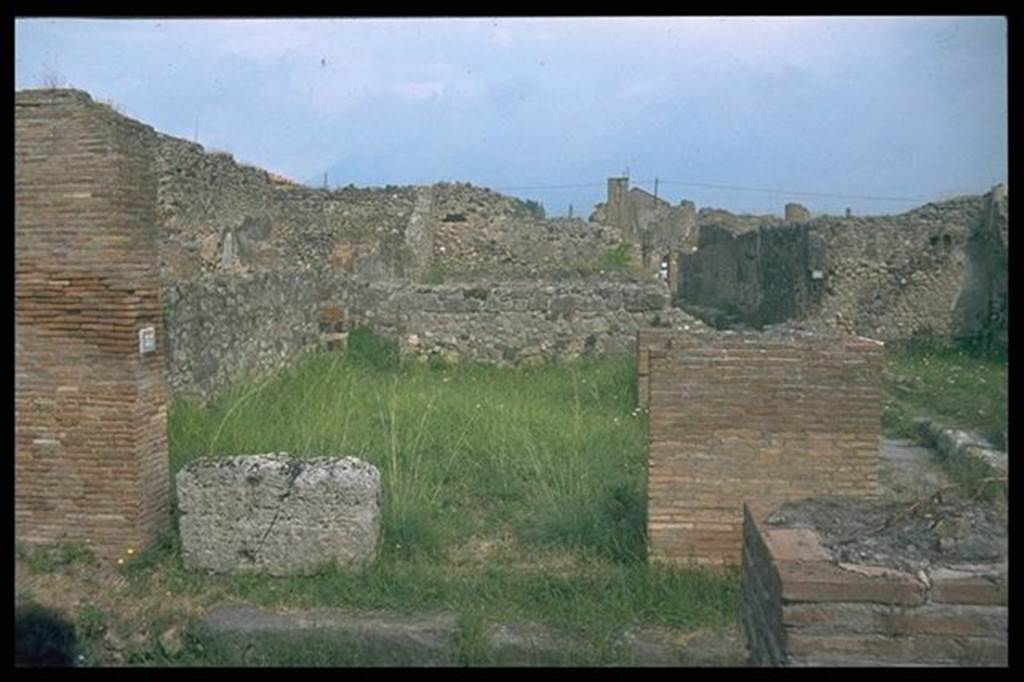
left=15, top=90, right=170, bottom=558
left=643, top=329, right=883, bottom=566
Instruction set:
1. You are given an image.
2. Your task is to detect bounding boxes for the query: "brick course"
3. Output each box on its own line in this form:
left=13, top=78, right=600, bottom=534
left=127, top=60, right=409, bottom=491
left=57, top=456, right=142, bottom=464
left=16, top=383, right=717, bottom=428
left=15, top=90, right=170, bottom=557
left=641, top=329, right=882, bottom=565
left=740, top=501, right=1007, bottom=666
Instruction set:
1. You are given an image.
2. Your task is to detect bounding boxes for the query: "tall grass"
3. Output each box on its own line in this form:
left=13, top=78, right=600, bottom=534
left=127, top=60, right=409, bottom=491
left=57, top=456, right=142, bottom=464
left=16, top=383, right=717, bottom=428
left=159, top=337, right=739, bottom=661
left=168, top=331, right=649, bottom=564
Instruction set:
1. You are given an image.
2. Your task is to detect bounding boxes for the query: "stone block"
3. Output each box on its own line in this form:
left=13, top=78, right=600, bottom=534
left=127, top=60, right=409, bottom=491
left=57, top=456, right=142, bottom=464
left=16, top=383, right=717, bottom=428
left=930, top=564, right=1008, bottom=605
left=198, top=605, right=457, bottom=666
left=177, top=454, right=380, bottom=575
left=777, top=559, right=927, bottom=606
left=783, top=601, right=1007, bottom=637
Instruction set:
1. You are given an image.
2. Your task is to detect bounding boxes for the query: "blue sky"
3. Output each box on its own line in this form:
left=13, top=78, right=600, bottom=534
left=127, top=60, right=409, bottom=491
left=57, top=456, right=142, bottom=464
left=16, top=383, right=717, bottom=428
left=15, top=17, right=1007, bottom=217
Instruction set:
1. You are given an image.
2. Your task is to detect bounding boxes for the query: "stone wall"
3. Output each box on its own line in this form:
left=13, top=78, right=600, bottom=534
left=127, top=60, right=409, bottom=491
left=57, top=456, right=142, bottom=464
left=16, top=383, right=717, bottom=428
left=740, top=500, right=1007, bottom=666
left=15, top=89, right=170, bottom=557
left=156, top=137, right=631, bottom=286
left=332, top=278, right=703, bottom=366
left=155, top=133, right=419, bottom=283
left=162, top=271, right=329, bottom=400
left=678, top=190, right=1009, bottom=345
left=430, top=182, right=624, bottom=277
left=679, top=223, right=827, bottom=326
left=642, top=329, right=882, bottom=566
left=163, top=274, right=699, bottom=400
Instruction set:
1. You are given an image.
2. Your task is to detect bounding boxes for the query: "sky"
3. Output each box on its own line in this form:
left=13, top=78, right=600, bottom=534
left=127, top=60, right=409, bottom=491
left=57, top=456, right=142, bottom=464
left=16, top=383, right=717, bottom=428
left=14, top=17, right=1008, bottom=217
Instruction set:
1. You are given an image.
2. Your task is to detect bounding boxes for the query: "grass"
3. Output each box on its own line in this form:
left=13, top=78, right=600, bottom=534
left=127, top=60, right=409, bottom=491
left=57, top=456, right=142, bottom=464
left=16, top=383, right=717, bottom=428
left=23, top=330, right=1005, bottom=666
left=153, top=329, right=740, bottom=664
left=881, top=338, right=1007, bottom=450
left=16, top=542, right=96, bottom=575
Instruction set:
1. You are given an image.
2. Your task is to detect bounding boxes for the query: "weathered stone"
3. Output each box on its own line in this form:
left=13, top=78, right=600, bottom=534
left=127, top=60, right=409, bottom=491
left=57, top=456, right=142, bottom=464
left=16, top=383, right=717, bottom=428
left=785, top=632, right=1007, bottom=666
left=485, top=622, right=590, bottom=666
left=930, top=565, right=1008, bottom=605
left=177, top=454, right=380, bottom=576
left=197, top=605, right=457, bottom=666
left=784, top=601, right=1008, bottom=637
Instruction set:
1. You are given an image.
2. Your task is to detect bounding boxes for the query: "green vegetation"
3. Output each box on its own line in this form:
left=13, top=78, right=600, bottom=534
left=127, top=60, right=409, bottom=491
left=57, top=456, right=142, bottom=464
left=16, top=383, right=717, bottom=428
left=512, top=197, right=546, bottom=220
left=151, top=335, right=740, bottom=663
left=16, top=542, right=96, bottom=575
left=881, top=339, right=1007, bottom=450
left=559, top=244, right=648, bottom=280
left=23, top=331, right=1006, bottom=666
left=422, top=263, right=449, bottom=285
left=596, top=244, right=633, bottom=272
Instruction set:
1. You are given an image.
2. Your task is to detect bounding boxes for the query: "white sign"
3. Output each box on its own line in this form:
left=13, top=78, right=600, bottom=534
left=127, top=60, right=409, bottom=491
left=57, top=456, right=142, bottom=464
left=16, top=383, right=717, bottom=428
left=139, top=327, right=156, bottom=354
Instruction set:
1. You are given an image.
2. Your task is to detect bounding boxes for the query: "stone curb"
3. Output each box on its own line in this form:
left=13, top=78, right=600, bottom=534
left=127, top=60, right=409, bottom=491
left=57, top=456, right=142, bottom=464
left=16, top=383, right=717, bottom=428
left=913, top=419, right=1007, bottom=482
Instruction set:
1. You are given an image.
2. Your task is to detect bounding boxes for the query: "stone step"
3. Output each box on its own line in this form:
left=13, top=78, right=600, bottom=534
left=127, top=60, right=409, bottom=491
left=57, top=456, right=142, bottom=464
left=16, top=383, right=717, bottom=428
left=195, top=604, right=747, bottom=667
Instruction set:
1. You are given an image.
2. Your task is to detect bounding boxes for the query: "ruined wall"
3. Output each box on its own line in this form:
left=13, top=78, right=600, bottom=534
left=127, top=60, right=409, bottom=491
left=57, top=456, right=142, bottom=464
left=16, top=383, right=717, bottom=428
left=156, top=134, right=419, bottom=283
left=163, top=274, right=700, bottom=399
left=741, top=501, right=1007, bottom=666
left=680, top=223, right=827, bottom=326
left=157, top=141, right=630, bottom=286
left=593, top=178, right=699, bottom=273
left=162, top=271, right=330, bottom=399
left=15, top=90, right=170, bottom=556
left=642, top=329, right=882, bottom=566
left=427, top=183, right=624, bottom=276
left=332, top=278, right=703, bottom=366
left=678, top=191, right=1008, bottom=345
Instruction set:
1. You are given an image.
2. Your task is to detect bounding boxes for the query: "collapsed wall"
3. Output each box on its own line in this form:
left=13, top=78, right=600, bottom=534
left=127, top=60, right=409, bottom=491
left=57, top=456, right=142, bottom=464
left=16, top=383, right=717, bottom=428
left=678, top=191, right=1009, bottom=346
left=642, top=328, right=883, bottom=566
left=15, top=90, right=170, bottom=556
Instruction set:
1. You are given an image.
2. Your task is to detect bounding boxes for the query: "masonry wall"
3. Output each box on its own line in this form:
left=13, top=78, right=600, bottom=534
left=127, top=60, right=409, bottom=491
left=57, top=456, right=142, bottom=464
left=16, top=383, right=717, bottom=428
left=156, top=136, right=631, bottom=286
left=429, top=183, right=624, bottom=277
left=156, top=133, right=420, bottom=283
left=15, top=90, right=170, bottom=557
left=162, top=271, right=329, bottom=399
left=642, top=329, right=882, bottom=565
left=740, top=501, right=1008, bottom=666
left=678, top=191, right=1008, bottom=345
left=165, top=275, right=703, bottom=400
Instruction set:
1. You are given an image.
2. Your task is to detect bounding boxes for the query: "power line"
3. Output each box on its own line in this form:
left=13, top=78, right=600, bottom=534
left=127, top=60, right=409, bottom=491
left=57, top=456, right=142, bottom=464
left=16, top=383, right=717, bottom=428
left=493, top=181, right=606, bottom=191
left=488, top=178, right=927, bottom=203
left=638, top=178, right=925, bottom=203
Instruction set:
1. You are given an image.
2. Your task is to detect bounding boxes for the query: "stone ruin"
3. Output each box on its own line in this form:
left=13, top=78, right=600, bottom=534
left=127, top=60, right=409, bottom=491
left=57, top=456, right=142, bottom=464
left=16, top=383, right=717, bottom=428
left=14, top=87, right=1007, bottom=667
left=741, top=498, right=1007, bottom=666
left=176, top=454, right=381, bottom=576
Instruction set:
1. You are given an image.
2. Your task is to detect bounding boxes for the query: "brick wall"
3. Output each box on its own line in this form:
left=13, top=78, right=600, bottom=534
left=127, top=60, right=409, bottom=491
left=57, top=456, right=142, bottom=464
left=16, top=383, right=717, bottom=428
left=642, top=329, right=882, bottom=565
left=740, top=501, right=1008, bottom=666
left=15, top=90, right=170, bottom=557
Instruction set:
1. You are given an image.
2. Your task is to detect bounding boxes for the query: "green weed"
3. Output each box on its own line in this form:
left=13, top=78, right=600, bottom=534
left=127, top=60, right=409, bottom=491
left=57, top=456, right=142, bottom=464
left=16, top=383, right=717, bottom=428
left=882, top=339, right=1007, bottom=449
